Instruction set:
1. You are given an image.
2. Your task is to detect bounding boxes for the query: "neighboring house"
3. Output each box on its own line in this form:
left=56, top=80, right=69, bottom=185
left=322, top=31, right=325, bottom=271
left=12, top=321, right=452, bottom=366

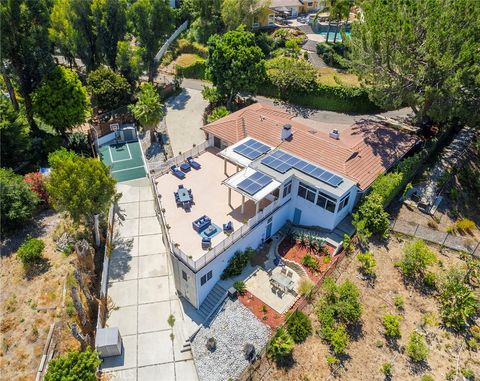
left=252, top=7, right=276, bottom=29
left=155, top=103, right=419, bottom=309
left=269, top=0, right=320, bottom=18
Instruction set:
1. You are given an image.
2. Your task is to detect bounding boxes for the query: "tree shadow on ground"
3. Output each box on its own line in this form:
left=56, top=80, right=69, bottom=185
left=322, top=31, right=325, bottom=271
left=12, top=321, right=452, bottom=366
left=165, top=89, right=191, bottom=111
left=273, top=353, right=295, bottom=369
left=409, top=359, right=431, bottom=375
left=347, top=321, right=364, bottom=342
left=1, top=209, right=58, bottom=258
left=25, top=257, right=51, bottom=280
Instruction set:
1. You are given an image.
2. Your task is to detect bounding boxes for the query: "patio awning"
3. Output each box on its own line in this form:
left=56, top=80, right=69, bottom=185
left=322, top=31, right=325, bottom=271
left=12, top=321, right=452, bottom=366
left=223, top=167, right=281, bottom=203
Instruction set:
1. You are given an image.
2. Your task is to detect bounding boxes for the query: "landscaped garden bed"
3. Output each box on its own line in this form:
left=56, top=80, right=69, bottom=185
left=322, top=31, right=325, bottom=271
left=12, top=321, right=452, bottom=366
left=238, top=291, right=285, bottom=330
left=278, top=235, right=336, bottom=282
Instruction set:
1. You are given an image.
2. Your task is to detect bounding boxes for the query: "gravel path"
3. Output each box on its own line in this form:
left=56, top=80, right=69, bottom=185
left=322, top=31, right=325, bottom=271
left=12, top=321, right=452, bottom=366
left=192, top=299, right=271, bottom=381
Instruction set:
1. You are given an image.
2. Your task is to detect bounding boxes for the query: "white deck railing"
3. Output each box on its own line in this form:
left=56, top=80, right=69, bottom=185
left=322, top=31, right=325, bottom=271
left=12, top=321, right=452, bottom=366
left=171, top=198, right=289, bottom=272
left=149, top=140, right=210, bottom=175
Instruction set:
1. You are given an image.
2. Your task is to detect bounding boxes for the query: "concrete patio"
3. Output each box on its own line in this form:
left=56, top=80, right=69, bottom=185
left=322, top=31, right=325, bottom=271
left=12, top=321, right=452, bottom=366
left=101, top=178, right=200, bottom=381
left=154, top=148, right=271, bottom=260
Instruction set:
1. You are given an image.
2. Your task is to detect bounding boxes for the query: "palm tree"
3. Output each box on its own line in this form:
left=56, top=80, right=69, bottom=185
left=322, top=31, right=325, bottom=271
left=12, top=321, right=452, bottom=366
left=331, top=0, right=352, bottom=43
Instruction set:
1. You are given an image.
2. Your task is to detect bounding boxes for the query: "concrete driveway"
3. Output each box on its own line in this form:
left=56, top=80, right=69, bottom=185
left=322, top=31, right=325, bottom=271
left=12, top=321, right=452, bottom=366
left=165, top=88, right=208, bottom=156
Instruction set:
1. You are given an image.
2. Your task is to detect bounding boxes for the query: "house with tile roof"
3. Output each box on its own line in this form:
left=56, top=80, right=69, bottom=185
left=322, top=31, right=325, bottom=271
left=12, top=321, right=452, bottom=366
left=153, top=103, right=418, bottom=313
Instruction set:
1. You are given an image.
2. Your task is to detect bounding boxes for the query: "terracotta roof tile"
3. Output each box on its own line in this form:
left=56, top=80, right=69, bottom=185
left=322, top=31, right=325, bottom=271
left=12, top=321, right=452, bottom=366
left=202, top=104, right=419, bottom=190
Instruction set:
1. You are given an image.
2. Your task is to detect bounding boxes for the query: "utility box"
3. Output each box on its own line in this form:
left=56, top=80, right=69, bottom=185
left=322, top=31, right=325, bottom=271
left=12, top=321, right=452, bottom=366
left=95, top=327, right=122, bottom=358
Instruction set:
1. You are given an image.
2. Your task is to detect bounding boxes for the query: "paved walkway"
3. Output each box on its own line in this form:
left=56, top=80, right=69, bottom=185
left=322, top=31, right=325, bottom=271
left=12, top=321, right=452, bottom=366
left=165, top=88, right=208, bottom=156
left=102, top=178, right=199, bottom=381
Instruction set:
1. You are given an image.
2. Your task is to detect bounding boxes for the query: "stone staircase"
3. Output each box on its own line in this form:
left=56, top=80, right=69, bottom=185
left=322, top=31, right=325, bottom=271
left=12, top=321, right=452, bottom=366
left=197, top=283, right=227, bottom=321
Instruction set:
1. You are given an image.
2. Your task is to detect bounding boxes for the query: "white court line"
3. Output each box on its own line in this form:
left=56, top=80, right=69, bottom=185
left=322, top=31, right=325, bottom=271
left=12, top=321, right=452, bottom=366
left=111, top=165, right=145, bottom=174
left=109, top=143, right=132, bottom=163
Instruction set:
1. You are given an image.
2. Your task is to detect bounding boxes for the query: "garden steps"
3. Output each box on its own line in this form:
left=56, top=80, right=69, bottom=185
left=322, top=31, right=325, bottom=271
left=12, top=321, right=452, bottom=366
left=282, top=257, right=309, bottom=279
left=197, top=283, right=227, bottom=322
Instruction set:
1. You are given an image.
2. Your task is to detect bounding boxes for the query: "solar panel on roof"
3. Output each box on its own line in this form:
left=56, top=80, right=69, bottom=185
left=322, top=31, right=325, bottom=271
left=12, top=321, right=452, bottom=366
left=277, top=163, right=291, bottom=173
left=311, top=168, right=325, bottom=178
left=328, top=175, right=343, bottom=187
left=237, top=171, right=273, bottom=195
left=320, top=171, right=333, bottom=182
left=233, top=139, right=271, bottom=161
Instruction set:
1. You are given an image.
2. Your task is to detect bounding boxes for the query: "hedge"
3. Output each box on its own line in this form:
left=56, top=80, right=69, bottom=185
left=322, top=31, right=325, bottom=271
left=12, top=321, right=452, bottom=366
left=257, top=81, right=380, bottom=114
left=176, top=55, right=206, bottom=80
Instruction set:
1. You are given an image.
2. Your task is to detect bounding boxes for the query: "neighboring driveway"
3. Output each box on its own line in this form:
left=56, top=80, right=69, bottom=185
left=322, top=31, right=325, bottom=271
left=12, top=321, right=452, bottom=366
left=102, top=178, right=199, bottom=381
left=165, top=88, right=209, bottom=156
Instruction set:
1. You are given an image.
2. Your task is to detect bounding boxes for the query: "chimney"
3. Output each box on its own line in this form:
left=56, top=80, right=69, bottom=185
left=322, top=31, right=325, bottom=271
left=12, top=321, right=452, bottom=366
left=281, top=124, right=292, bottom=141
left=329, top=129, right=340, bottom=140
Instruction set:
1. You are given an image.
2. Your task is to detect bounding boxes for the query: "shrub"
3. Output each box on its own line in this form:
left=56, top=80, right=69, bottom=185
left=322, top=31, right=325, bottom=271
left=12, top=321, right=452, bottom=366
left=438, top=268, right=479, bottom=330
left=342, top=234, right=354, bottom=254
left=405, top=331, right=429, bottom=362
left=233, top=281, right=246, bottom=295
left=65, top=132, right=90, bottom=156
left=87, top=66, right=131, bottom=111
left=176, top=38, right=208, bottom=58
left=382, top=362, right=392, bottom=376
left=176, top=54, right=206, bottom=79
left=221, top=249, right=254, bottom=279
left=394, top=296, right=405, bottom=310
left=383, top=314, right=401, bottom=338
left=207, top=106, right=230, bottom=123
left=267, top=328, right=294, bottom=362
left=423, top=271, right=437, bottom=288
left=298, top=277, right=314, bottom=297
left=421, top=375, right=434, bottom=381
left=461, top=368, right=475, bottom=380
left=316, top=278, right=361, bottom=353
left=0, top=168, right=39, bottom=231
left=24, top=173, right=48, bottom=203
left=357, top=251, right=376, bottom=277
left=353, top=193, right=390, bottom=239
left=44, top=348, right=100, bottom=381
left=129, top=83, right=165, bottom=129
left=330, top=325, right=349, bottom=354
left=286, top=310, right=312, bottom=343
left=17, top=238, right=45, bottom=268
left=316, top=42, right=350, bottom=69
left=302, top=254, right=320, bottom=271
left=456, top=218, right=476, bottom=233
left=265, top=57, right=317, bottom=97
left=395, top=239, right=437, bottom=280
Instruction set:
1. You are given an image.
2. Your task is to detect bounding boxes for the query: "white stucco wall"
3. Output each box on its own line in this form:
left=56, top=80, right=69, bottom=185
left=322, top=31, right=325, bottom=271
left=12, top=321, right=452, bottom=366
left=194, top=200, right=292, bottom=305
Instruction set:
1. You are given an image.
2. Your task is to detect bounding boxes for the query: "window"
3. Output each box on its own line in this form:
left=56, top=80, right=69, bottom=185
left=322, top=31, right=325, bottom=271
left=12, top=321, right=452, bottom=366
left=316, top=191, right=336, bottom=213
left=338, top=194, right=350, bottom=212
left=283, top=181, right=292, bottom=198
left=182, top=270, right=187, bottom=281
left=298, top=182, right=316, bottom=203
left=200, top=270, right=213, bottom=286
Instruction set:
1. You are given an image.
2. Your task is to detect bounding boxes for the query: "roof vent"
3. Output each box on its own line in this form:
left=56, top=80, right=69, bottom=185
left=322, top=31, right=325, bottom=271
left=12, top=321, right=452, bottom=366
left=329, top=129, right=340, bottom=140
left=281, top=124, right=292, bottom=141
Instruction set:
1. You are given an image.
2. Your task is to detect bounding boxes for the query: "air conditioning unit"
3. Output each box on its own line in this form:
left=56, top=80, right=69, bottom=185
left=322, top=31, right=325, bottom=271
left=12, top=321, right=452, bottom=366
left=329, top=129, right=340, bottom=140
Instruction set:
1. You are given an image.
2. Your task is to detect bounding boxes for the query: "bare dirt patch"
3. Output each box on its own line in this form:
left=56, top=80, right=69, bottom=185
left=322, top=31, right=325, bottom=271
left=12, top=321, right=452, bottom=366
left=251, top=237, right=479, bottom=381
left=0, top=210, right=78, bottom=380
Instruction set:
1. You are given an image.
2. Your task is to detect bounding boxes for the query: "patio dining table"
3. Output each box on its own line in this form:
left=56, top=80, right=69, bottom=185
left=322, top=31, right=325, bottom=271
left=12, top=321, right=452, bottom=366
left=270, top=272, right=295, bottom=293
left=178, top=188, right=191, bottom=203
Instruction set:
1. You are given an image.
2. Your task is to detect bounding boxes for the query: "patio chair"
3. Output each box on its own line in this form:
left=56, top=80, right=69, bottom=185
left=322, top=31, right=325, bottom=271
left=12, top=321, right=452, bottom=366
left=178, top=184, right=184, bottom=189
left=201, top=237, right=211, bottom=249
left=171, top=165, right=185, bottom=179
left=287, top=270, right=293, bottom=278
left=187, top=156, right=201, bottom=170
left=223, top=221, right=233, bottom=232
left=281, top=267, right=287, bottom=275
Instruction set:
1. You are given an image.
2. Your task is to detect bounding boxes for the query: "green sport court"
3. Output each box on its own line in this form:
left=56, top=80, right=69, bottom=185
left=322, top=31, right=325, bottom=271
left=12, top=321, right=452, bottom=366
left=99, top=140, right=147, bottom=182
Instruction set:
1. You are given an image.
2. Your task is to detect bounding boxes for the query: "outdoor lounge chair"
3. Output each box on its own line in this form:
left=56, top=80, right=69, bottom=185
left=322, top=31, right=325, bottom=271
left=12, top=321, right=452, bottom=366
left=201, top=237, right=211, bottom=249
left=187, top=156, right=201, bottom=170
left=180, top=162, right=191, bottom=172
left=171, top=165, right=185, bottom=179
left=223, top=221, right=233, bottom=232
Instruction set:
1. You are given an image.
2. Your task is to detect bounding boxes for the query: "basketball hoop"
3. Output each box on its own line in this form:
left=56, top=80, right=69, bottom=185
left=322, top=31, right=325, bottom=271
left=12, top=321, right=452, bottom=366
left=110, top=123, right=119, bottom=132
